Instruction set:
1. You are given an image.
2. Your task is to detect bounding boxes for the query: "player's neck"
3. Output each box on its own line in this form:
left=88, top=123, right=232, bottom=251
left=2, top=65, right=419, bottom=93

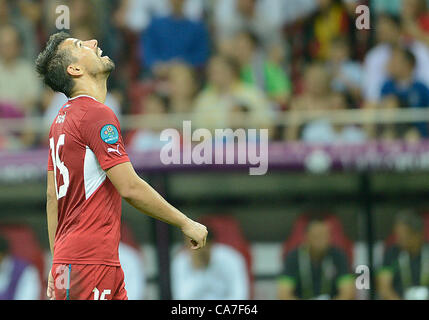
left=71, top=78, right=108, bottom=103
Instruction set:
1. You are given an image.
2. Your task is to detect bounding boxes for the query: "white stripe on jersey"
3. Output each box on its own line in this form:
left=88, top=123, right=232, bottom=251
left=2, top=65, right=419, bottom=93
left=84, top=146, right=106, bottom=199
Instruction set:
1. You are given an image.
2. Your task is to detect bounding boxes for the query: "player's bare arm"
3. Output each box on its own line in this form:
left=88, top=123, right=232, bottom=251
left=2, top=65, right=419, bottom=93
left=106, top=162, right=208, bottom=249
left=46, top=170, right=57, bottom=300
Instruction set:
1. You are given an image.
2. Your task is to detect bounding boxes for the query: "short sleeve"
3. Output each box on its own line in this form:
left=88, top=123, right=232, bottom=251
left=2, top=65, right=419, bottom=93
left=80, top=106, right=130, bottom=171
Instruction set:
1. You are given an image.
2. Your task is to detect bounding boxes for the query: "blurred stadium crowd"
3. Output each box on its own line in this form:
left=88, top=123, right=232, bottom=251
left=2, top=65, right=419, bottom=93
left=1, top=0, right=429, bottom=301
left=3, top=0, right=429, bottom=150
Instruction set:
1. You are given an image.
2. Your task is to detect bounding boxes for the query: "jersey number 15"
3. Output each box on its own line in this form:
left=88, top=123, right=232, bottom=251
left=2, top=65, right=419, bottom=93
left=50, top=134, right=70, bottom=199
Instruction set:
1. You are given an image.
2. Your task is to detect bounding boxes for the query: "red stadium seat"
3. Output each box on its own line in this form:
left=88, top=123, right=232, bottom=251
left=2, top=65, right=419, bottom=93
left=281, top=214, right=354, bottom=266
left=0, top=224, right=45, bottom=300
left=199, top=215, right=254, bottom=299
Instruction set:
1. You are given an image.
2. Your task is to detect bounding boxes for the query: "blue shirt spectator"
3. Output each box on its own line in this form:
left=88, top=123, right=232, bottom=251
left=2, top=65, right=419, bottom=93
left=381, top=80, right=429, bottom=137
left=381, top=80, right=429, bottom=108
left=141, top=1, right=209, bottom=72
left=380, top=47, right=429, bottom=137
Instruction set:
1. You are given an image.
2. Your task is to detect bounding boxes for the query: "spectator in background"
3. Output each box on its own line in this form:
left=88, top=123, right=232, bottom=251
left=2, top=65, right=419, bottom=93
left=377, top=210, right=429, bottom=300
left=283, top=0, right=319, bottom=26
left=0, top=24, right=41, bottom=115
left=127, top=93, right=171, bottom=152
left=164, top=63, right=198, bottom=114
left=141, top=0, right=210, bottom=76
left=363, top=14, right=429, bottom=104
left=119, top=242, right=146, bottom=300
left=171, top=232, right=249, bottom=300
left=128, top=63, right=198, bottom=150
left=193, top=55, right=273, bottom=132
left=402, top=0, right=429, bottom=46
left=378, top=46, right=429, bottom=140
left=327, top=37, right=363, bottom=108
left=278, top=217, right=355, bottom=300
left=0, top=0, right=39, bottom=60
left=307, top=0, right=350, bottom=60
left=233, top=30, right=292, bottom=108
left=0, top=24, right=41, bottom=149
left=370, top=0, right=401, bottom=16
left=68, top=0, right=100, bottom=34
left=213, top=0, right=285, bottom=50
left=0, top=234, right=41, bottom=300
left=120, top=0, right=205, bottom=33
left=285, top=63, right=366, bottom=143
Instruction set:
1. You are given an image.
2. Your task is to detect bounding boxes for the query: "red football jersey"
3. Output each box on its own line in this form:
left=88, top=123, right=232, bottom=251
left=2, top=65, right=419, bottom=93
left=47, top=95, right=130, bottom=266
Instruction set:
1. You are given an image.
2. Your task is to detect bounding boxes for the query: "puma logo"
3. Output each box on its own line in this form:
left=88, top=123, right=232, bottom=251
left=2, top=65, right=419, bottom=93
left=107, top=144, right=121, bottom=155
left=56, top=112, right=67, bottom=124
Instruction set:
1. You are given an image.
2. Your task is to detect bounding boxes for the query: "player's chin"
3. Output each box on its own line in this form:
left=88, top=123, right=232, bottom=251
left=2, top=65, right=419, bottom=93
left=102, top=57, right=115, bottom=73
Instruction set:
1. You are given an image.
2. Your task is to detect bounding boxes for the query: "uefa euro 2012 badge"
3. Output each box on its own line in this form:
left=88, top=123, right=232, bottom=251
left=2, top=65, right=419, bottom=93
left=100, top=124, right=119, bottom=144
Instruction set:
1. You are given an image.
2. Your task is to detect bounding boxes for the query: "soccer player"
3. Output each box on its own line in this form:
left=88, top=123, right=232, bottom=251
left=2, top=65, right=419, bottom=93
left=35, top=32, right=208, bottom=300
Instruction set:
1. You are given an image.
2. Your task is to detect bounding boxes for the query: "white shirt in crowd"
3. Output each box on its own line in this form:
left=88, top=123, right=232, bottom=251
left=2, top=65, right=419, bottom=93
left=363, top=42, right=429, bottom=102
left=213, top=0, right=285, bottom=46
left=171, top=243, right=249, bottom=300
left=302, top=119, right=367, bottom=144
left=119, top=242, right=146, bottom=300
left=0, top=256, right=41, bottom=300
left=283, top=0, right=318, bottom=25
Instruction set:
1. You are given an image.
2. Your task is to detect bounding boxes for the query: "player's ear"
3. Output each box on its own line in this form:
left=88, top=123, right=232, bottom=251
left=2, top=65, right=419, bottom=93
left=67, top=64, right=83, bottom=77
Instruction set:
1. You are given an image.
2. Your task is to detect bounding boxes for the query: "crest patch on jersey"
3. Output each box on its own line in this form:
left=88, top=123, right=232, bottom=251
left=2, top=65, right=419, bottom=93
left=100, top=124, right=119, bottom=144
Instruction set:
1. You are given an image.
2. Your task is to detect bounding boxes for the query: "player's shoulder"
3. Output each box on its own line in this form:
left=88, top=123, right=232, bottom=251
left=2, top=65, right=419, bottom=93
left=72, top=96, right=116, bottom=121
left=71, top=96, right=110, bottom=111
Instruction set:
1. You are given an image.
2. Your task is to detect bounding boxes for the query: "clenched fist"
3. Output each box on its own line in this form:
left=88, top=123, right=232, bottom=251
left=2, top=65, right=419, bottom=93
left=181, top=219, right=208, bottom=249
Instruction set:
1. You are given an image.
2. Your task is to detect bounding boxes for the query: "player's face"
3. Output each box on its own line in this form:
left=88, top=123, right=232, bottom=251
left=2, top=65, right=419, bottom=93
left=62, top=37, right=115, bottom=77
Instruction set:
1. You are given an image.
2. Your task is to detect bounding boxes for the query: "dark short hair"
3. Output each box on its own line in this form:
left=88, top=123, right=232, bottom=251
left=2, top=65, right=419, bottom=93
left=35, top=32, right=76, bottom=97
left=395, top=210, right=424, bottom=233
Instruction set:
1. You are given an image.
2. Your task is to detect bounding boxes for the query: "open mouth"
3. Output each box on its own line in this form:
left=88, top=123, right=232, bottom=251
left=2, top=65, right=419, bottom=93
left=97, top=47, right=103, bottom=57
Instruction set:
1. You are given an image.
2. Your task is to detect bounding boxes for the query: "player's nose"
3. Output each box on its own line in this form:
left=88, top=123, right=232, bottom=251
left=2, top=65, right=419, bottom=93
left=84, top=39, right=98, bottom=49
